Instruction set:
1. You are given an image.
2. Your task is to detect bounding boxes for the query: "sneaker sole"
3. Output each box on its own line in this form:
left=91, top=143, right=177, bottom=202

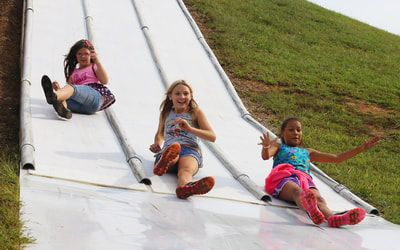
left=153, top=143, right=181, bottom=176
left=300, top=189, right=325, bottom=225
left=328, top=208, right=366, bottom=227
left=176, top=176, right=215, bottom=199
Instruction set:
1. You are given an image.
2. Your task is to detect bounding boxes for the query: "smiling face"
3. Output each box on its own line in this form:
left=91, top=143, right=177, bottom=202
left=281, top=119, right=303, bottom=147
left=75, top=47, right=91, bottom=68
left=169, top=83, right=192, bottom=114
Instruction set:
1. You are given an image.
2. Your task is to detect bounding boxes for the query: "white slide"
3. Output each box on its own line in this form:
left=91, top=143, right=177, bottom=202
left=20, top=0, right=400, bottom=249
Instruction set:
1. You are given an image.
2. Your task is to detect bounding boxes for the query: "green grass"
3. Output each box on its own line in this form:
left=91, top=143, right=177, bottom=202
left=186, top=0, right=400, bottom=223
left=0, top=148, right=31, bottom=249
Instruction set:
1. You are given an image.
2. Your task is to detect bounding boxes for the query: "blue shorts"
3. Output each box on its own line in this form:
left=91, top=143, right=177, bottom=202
left=155, top=145, right=203, bottom=173
left=179, top=145, right=203, bottom=167
left=67, top=84, right=103, bottom=114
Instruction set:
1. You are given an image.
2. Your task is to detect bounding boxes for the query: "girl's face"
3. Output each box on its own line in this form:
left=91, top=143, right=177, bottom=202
left=169, top=84, right=192, bottom=113
left=282, top=120, right=302, bottom=146
left=76, top=47, right=91, bottom=67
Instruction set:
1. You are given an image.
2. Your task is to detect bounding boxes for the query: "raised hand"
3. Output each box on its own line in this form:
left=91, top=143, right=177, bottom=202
left=90, top=49, right=98, bottom=63
left=173, top=118, right=191, bottom=132
left=259, top=132, right=278, bottom=148
left=149, top=143, right=161, bottom=153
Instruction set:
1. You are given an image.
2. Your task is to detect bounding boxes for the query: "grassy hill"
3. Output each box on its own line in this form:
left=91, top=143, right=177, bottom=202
left=185, top=0, right=400, bottom=223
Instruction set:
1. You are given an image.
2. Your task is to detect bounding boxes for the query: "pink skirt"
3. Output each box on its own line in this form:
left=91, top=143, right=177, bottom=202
left=265, top=163, right=316, bottom=198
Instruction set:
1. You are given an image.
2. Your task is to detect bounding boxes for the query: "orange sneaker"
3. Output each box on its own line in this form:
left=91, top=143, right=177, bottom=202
left=153, top=143, right=181, bottom=176
left=176, top=176, right=215, bottom=199
left=300, top=189, right=325, bottom=225
left=328, top=208, right=366, bottom=227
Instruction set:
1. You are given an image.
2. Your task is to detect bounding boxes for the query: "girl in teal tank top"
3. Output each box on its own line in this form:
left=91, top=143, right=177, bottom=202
left=259, top=117, right=380, bottom=227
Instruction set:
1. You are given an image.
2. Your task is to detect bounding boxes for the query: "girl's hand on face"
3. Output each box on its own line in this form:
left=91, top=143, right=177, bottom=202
left=173, top=118, right=191, bottom=132
left=149, top=143, right=161, bottom=153
left=90, top=49, right=98, bottom=63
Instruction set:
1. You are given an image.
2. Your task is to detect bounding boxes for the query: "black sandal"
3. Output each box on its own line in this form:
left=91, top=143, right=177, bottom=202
left=41, top=75, right=57, bottom=104
left=41, top=75, right=72, bottom=119
left=53, top=102, right=72, bottom=119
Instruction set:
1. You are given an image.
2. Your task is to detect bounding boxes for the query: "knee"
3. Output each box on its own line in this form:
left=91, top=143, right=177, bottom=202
left=292, top=188, right=302, bottom=200
left=177, top=167, right=189, bottom=176
left=177, top=165, right=197, bottom=177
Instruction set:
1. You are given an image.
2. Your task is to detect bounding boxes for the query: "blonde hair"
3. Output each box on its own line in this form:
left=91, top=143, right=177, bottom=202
left=159, top=80, right=199, bottom=134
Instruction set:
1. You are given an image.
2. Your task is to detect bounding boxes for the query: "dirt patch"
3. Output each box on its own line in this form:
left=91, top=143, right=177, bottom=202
left=345, top=98, right=392, bottom=137
left=0, top=0, right=22, bottom=152
left=230, top=74, right=276, bottom=94
left=226, top=72, right=279, bottom=128
left=346, top=99, right=389, bottom=116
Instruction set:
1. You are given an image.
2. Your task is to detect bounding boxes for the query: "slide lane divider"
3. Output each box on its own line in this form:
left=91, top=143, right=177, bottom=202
left=20, top=0, right=35, bottom=170
left=176, top=0, right=378, bottom=214
left=82, top=0, right=151, bottom=185
left=130, top=0, right=170, bottom=88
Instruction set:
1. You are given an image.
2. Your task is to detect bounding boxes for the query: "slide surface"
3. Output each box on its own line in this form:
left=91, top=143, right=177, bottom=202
left=20, top=0, right=400, bottom=249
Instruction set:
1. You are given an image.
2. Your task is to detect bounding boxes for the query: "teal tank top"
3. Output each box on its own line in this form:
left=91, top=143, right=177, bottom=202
left=273, top=143, right=311, bottom=175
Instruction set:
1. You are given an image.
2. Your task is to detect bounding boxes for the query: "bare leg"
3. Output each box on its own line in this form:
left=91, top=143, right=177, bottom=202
left=278, top=181, right=303, bottom=208
left=52, top=81, right=68, bottom=108
left=176, top=156, right=198, bottom=186
left=309, top=188, right=333, bottom=219
left=54, top=84, right=74, bottom=102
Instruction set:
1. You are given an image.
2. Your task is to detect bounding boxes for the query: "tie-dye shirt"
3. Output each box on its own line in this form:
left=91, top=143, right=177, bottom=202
left=163, top=110, right=199, bottom=149
left=273, top=143, right=311, bottom=175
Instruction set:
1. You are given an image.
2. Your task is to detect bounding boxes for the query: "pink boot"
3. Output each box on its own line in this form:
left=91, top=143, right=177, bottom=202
left=328, top=208, right=366, bottom=227
left=300, top=189, right=325, bottom=225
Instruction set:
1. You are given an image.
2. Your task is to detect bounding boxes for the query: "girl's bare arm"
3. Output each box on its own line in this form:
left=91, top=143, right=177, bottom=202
left=91, top=50, right=109, bottom=84
left=175, top=108, right=216, bottom=142
left=149, top=113, right=165, bottom=153
left=309, top=136, right=380, bottom=163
